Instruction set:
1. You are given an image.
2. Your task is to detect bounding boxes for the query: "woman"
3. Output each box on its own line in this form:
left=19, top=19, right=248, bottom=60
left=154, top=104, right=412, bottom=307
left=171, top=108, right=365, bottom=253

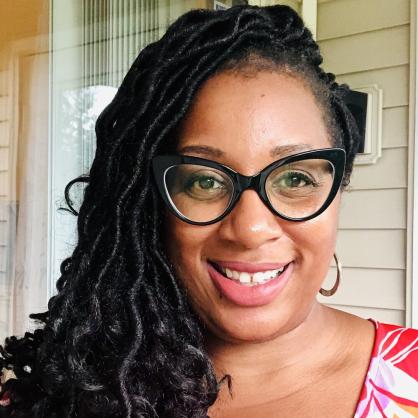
left=1, top=4, right=417, bottom=417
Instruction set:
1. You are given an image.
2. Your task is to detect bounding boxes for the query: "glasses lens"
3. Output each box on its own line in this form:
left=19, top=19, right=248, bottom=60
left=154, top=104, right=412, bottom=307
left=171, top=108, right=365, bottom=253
left=266, top=159, right=335, bottom=219
left=164, top=164, right=234, bottom=223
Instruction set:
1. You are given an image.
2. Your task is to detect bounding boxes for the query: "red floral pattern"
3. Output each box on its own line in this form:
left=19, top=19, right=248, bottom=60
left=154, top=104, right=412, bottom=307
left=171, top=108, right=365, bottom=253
left=354, top=320, right=418, bottom=417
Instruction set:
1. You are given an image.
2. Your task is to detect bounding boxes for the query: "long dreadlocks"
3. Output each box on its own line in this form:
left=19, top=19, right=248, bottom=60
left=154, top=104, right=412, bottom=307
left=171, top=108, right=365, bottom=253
left=0, top=5, right=359, bottom=417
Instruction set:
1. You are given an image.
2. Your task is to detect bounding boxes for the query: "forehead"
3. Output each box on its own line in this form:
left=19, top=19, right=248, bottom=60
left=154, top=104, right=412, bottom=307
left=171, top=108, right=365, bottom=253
left=177, top=71, right=331, bottom=171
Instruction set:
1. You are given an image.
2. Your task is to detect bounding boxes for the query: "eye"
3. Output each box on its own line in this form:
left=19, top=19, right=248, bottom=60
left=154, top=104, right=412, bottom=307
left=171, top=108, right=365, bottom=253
left=187, top=175, right=224, bottom=191
left=275, top=171, right=317, bottom=189
left=182, top=169, right=230, bottom=200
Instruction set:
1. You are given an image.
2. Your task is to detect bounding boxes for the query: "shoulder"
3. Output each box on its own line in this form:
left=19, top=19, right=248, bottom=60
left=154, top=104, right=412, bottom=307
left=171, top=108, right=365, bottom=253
left=371, top=320, right=418, bottom=366
left=354, top=320, right=418, bottom=417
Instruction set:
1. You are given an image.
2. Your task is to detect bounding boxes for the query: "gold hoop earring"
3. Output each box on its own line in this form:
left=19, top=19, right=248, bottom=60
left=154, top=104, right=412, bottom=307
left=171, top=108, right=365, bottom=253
left=320, top=253, right=341, bottom=297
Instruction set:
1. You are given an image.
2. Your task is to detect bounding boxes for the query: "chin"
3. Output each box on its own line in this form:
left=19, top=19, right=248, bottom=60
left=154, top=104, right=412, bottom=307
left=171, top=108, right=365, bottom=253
left=203, top=304, right=302, bottom=344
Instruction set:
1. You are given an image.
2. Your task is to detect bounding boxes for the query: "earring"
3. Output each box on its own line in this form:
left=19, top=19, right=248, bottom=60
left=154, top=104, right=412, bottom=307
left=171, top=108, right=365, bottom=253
left=319, top=253, right=341, bottom=297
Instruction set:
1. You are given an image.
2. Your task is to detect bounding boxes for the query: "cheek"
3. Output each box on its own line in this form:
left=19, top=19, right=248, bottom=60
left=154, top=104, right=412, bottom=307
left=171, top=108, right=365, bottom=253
left=164, top=212, right=214, bottom=283
left=165, top=215, right=208, bottom=256
left=164, top=215, right=225, bottom=318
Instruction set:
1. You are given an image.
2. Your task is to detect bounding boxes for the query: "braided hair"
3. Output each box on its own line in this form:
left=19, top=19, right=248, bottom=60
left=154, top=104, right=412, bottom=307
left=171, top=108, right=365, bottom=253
left=0, top=5, right=360, bottom=417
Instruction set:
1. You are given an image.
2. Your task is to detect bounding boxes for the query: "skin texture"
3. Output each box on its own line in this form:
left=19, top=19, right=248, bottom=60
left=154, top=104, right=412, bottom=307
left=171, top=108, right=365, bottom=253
left=165, top=71, right=375, bottom=416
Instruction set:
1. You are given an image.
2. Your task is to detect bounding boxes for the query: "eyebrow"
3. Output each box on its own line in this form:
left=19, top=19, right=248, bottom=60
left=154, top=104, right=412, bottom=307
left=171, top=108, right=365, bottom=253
left=178, top=145, right=224, bottom=158
left=270, top=143, right=314, bottom=157
left=178, top=143, right=314, bottom=158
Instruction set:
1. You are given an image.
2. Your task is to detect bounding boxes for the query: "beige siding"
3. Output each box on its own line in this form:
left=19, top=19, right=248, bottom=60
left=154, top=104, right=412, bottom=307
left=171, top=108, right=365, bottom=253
left=0, top=221, right=8, bottom=245
left=0, top=148, right=9, bottom=171
left=317, top=0, right=410, bottom=325
left=320, top=26, right=409, bottom=75
left=336, top=230, right=405, bottom=270
left=349, top=148, right=407, bottom=190
left=249, top=0, right=300, bottom=12
left=317, top=0, right=409, bottom=41
left=0, top=172, right=8, bottom=197
left=338, top=65, right=409, bottom=108
left=0, top=121, right=9, bottom=147
left=323, top=268, right=405, bottom=309
left=382, top=107, right=408, bottom=148
left=0, top=96, right=9, bottom=121
left=327, top=305, right=405, bottom=325
left=339, top=189, right=406, bottom=229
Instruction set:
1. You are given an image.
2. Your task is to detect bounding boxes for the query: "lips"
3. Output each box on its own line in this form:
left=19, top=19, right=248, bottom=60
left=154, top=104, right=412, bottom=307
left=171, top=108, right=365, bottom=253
left=207, top=260, right=293, bottom=307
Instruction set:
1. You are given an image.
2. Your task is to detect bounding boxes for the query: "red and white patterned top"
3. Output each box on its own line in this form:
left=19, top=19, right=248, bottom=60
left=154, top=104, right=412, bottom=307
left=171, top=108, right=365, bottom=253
left=354, top=320, right=418, bottom=417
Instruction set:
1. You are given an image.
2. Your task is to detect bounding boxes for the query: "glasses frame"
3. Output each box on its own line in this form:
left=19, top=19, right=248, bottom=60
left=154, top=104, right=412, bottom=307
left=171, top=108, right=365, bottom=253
left=152, top=148, right=346, bottom=226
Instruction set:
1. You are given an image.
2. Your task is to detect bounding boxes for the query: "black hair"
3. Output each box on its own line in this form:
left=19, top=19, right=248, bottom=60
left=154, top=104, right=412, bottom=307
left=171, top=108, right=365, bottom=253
left=0, top=4, right=360, bottom=417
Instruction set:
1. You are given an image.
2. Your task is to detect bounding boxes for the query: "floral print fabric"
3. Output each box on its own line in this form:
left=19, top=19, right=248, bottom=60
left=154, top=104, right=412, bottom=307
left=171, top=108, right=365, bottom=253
left=354, top=320, right=418, bottom=418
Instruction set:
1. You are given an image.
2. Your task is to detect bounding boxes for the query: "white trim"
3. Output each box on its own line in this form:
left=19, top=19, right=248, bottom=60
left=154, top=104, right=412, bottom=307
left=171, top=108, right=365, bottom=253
left=214, top=1, right=229, bottom=10
left=9, top=35, right=49, bottom=203
left=47, top=1, right=54, bottom=301
left=2, top=34, right=50, bottom=337
left=301, top=0, right=317, bottom=40
left=8, top=36, right=50, bottom=320
left=408, top=0, right=418, bottom=328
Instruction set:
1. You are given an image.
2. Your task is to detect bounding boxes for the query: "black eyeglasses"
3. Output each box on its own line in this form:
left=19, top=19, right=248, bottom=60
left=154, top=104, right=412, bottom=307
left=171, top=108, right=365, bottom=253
left=152, top=148, right=346, bottom=225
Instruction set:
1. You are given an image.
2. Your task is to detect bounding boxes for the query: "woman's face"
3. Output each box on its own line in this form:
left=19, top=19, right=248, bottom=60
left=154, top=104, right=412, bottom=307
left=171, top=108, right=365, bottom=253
left=164, top=70, right=341, bottom=343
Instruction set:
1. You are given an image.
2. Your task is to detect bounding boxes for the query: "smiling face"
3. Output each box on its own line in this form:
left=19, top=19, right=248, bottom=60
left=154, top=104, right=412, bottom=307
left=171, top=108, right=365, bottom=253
left=164, top=70, right=341, bottom=344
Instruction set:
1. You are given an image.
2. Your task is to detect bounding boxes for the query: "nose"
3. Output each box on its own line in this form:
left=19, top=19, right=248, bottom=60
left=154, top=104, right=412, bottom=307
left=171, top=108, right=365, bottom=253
left=217, top=190, right=284, bottom=249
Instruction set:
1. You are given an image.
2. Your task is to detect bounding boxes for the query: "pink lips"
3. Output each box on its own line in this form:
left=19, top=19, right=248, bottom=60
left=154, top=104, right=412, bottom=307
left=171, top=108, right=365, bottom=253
left=207, top=261, right=293, bottom=307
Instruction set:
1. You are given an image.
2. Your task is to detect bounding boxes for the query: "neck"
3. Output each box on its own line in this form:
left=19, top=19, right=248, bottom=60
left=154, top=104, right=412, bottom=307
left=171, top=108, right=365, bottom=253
left=205, top=303, right=350, bottom=398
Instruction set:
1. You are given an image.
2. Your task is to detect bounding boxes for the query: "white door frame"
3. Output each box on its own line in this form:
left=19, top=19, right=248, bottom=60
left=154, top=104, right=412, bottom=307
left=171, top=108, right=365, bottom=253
left=409, top=0, right=418, bottom=328
left=7, top=35, right=49, bottom=336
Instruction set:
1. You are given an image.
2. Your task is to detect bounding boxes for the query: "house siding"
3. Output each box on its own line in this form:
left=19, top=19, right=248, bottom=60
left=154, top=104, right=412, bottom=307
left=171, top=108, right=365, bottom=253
left=317, top=0, right=410, bottom=325
left=249, top=0, right=301, bottom=13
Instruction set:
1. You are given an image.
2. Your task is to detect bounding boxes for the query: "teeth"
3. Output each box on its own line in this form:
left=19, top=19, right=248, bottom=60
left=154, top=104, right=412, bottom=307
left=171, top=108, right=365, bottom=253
left=252, top=272, right=265, bottom=283
left=239, top=272, right=251, bottom=284
left=219, top=265, right=285, bottom=285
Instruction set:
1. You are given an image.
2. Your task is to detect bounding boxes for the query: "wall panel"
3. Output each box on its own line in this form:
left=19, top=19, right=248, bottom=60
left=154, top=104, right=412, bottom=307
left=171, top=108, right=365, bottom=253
left=0, top=172, right=8, bottom=197
left=317, top=0, right=409, bottom=41
left=337, top=65, right=409, bottom=108
left=320, top=267, right=405, bottom=310
left=336, top=229, right=405, bottom=270
left=0, top=96, right=9, bottom=121
left=339, top=189, right=406, bottom=230
left=382, top=106, right=408, bottom=148
left=320, top=25, right=409, bottom=75
left=0, top=148, right=9, bottom=171
left=349, top=148, right=407, bottom=190
left=326, top=304, right=404, bottom=325
left=0, top=71, right=8, bottom=96
left=0, top=121, right=9, bottom=147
